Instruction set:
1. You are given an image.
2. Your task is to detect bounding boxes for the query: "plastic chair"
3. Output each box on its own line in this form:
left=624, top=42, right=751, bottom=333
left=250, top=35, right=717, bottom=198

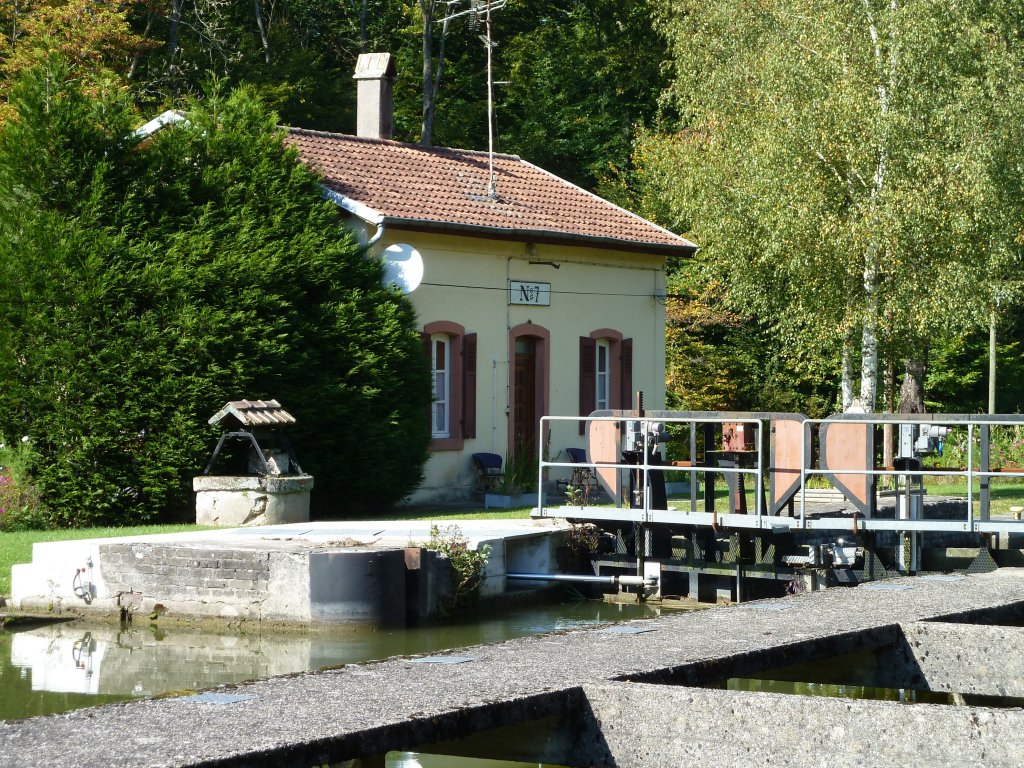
left=557, top=447, right=599, bottom=497
left=471, top=452, right=504, bottom=493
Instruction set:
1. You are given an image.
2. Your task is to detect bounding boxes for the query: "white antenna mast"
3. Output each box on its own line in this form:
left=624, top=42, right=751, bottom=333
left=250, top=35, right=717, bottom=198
left=439, top=0, right=507, bottom=199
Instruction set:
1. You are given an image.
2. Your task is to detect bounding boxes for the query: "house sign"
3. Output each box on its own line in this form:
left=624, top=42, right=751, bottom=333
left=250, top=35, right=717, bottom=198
left=509, top=280, right=551, bottom=306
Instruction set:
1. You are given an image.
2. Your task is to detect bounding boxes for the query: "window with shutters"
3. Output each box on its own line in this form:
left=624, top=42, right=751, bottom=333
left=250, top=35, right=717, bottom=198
left=579, top=330, right=632, bottom=435
left=422, top=321, right=476, bottom=451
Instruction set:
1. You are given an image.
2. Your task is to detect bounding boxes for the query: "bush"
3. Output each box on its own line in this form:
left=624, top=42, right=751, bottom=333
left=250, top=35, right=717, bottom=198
left=426, top=524, right=491, bottom=615
left=0, top=439, right=47, bottom=531
left=0, top=59, right=431, bottom=527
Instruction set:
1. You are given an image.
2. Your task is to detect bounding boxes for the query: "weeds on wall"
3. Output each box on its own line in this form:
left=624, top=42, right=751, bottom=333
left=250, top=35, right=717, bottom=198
left=426, top=524, right=491, bottom=616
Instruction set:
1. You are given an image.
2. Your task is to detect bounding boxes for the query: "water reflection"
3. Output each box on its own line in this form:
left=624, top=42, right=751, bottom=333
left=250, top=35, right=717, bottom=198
left=387, top=752, right=563, bottom=768
left=1, top=600, right=660, bottom=720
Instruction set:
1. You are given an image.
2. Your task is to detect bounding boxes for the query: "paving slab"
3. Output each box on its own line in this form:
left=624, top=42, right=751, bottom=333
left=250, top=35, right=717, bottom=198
left=3, top=570, right=1024, bottom=767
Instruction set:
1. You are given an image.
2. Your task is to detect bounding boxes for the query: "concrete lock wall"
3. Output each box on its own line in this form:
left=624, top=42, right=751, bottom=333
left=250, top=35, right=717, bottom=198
left=579, top=681, right=1024, bottom=768
left=883, top=622, right=1024, bottom=697
left=193, top=475, right=313, bottom=527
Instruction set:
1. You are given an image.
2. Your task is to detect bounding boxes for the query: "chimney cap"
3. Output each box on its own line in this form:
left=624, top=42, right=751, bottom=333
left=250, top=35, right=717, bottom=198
left=354, top=52, right=395, bottom=81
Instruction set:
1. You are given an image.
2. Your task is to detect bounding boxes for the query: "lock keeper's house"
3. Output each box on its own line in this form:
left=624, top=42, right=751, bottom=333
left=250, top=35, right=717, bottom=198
left=285, top=54, right=697, bottom=504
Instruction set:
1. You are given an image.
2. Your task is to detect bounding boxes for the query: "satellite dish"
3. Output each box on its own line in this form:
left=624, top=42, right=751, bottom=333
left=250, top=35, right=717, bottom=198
left=381, top=243, right=424, bottom=294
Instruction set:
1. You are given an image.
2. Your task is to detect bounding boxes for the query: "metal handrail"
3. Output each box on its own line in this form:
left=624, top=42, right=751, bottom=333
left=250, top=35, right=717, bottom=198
left=539, top=414, right=767, bottom=522
left=538, top=412, right=1024, bottom=535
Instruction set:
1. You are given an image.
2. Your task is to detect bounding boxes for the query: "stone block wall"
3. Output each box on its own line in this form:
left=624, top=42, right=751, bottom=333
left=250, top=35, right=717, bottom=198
left=99, top=543, right=271, bottom=618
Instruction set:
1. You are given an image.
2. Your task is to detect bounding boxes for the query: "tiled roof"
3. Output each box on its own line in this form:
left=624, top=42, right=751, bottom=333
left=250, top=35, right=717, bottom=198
left=209, top=400, right=297, bottom=428
left=284, top=129, right=696, bottom=257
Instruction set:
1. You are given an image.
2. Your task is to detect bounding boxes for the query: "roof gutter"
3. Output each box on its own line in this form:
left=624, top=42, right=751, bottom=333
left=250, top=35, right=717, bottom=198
left=320, top=185, right=696, bottom=257
left=380, top=217, right=697, bottom=258
left=321, top=186, right=387, bottom=250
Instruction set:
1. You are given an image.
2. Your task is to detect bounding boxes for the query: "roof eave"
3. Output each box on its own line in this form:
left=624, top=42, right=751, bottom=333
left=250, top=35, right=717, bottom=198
left=321, top=186, right=385, bottom=225
left=383, top=218, right=697, bottom=258
left=321, top=194, right=696, bottom=257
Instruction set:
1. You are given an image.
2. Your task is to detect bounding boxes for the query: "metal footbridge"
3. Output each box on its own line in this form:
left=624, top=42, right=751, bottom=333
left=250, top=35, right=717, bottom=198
left=532, top=408, right=1024, bottom=599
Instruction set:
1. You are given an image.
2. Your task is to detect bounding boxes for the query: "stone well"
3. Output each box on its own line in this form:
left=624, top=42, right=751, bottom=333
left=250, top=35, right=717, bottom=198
left=193, top=474, right=314, bottom=527
left=195, top=399, right=313, bottom=527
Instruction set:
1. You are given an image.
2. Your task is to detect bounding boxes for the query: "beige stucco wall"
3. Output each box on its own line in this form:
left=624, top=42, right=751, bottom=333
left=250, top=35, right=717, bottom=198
left=373, top=229, right=667, bottom=504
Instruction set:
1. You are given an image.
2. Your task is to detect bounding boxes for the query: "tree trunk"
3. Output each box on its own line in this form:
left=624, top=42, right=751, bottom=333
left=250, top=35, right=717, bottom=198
left=360, top=0, right=368, bottom=53
left=253, top=0, right=271, bottom=64
left=859, top=265, right=879, bottom=410
left=841, top=325, right=857, bottom=411
left=169, top=0, right=182, bottom=71
left=856, top=0, right=894, bottom=413
left=882, top=350, right=895, bottom=487
left=420, top=0, right=435, bottom=145
left=129, top=10, right=155, bottom=80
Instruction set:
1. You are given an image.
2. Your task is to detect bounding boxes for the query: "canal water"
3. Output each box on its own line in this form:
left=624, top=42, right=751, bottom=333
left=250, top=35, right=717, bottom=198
left=0, top=599, right=660, bottom=721
left=718, top=646, right=1024, bottom=708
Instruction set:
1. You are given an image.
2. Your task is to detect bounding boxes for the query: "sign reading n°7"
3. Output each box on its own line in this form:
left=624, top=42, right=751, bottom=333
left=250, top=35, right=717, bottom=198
left=508, top=280, right=551, bottom=306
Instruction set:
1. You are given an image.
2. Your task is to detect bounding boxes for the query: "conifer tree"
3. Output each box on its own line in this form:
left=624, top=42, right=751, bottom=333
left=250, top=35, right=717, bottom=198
left=0, top=57, right=430, bottom=526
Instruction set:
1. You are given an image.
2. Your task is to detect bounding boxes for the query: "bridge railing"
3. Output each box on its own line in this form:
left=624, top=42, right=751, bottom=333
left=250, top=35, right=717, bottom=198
left=537, top=412, right=1024, bottom=535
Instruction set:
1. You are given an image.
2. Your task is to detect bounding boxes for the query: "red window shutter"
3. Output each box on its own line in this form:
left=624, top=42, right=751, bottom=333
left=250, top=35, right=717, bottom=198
left=579, top=336, right=596, bottom=435
left=621, top=338, right=634, bottom=411
left=422, top=331, right=432, bottom=436
left=462, top=333, right=477, bottom=439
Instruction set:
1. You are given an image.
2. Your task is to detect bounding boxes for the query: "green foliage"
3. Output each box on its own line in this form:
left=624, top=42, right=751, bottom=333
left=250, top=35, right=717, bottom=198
left=926, top=313, right=1024, bottom=414
left=0, top=0, right=149, bottom=121
left=0, top=58, right=430, bottom=527
left=640, top=0, right=1024, bottom=411
left=500, top=444, right=538, bottom=495
left=563, top=483, right=589, bottom=507
left=565, top=521, right=601, bottom=557
left=425, top=523, right=491, bottom=614
left=0, top=438, right=47, bottom=531
left=665, top=268, right=837, bottom=415
left=497, top=0, right=667, bottom=190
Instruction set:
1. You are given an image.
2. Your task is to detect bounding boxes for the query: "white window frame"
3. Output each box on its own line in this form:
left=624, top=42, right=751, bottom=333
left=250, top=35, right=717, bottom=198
left=431, top=334, right=451, bottom=438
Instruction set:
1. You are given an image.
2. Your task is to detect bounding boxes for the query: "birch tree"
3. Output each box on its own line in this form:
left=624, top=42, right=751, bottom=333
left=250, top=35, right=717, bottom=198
left=640, top=0, right=1024, bottom=411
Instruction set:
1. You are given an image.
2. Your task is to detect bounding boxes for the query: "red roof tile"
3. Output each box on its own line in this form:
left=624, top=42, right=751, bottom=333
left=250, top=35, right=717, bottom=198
left=284, top=129, right=695, bottom=257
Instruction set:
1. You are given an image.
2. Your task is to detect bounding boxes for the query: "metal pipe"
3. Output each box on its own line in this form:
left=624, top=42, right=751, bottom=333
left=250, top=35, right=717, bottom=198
left=505, top=572, right=654, bottom=587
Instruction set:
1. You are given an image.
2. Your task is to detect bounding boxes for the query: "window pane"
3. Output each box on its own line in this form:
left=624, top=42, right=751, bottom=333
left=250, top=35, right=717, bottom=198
left=596, top=339, right=610, bottom=410
left=431, top=334, right=451, bottom=438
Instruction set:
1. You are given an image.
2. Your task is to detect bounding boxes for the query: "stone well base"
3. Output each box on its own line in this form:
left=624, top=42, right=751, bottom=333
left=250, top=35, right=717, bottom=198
left=193, top=475, right=314, bottom=526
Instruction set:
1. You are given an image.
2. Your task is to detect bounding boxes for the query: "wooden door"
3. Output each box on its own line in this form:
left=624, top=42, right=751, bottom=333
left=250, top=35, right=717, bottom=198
left=513, top=338, right=537, bottom=456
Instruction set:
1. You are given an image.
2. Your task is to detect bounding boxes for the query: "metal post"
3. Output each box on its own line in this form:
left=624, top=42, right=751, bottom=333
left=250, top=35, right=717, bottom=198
left=980, top=423, right=990, bottom=522
left=755, top=419, right=764, bottom=519
left=689, top=420, right=698, bottom=514
left=799, top=419, right=810, bottom=528
left=967, top=424, right=975, bottom=530
left=702, top=421, right=716, bottom=513
left=635, top=522, right=646, bottom=602
left=734, top=534, right=743, bottom=603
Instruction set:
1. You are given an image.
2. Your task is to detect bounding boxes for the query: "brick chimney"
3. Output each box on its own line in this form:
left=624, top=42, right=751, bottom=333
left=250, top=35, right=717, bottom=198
left=354, top=52, right=395, bottom=140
